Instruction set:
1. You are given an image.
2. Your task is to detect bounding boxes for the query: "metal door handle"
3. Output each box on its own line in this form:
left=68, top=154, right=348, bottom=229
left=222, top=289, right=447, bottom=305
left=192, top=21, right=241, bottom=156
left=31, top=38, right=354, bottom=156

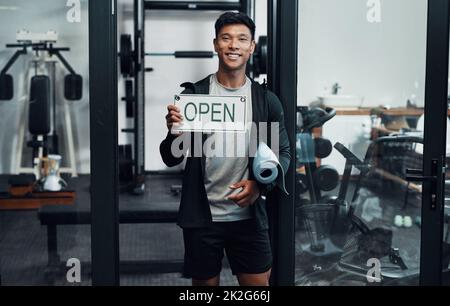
left=406, top=159, right=440, bottom=210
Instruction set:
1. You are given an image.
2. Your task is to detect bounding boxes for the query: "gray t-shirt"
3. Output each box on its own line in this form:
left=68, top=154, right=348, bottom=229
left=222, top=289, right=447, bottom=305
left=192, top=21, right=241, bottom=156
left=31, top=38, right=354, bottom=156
left=205, top=74, right=253, bottom=222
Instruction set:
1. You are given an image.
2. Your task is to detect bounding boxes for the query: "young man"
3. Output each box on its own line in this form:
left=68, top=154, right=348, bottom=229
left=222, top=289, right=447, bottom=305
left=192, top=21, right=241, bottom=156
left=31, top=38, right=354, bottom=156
left=160, top=12, right=290, bottom=286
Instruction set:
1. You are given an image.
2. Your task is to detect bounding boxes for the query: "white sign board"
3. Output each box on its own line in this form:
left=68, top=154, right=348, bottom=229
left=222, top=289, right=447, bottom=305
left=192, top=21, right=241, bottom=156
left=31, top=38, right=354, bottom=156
left=172, top=94, right=247, bottom=133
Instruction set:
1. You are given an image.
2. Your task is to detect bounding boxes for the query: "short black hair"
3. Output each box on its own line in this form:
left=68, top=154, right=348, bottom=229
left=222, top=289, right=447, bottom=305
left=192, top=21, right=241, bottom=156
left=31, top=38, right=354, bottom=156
left=215, top=12, right=256, bottom=40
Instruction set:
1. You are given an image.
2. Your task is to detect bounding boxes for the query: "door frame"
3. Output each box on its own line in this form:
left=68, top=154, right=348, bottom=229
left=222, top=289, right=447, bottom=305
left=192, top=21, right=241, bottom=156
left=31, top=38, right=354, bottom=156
left=420, top=0, right=450, bottom=286
left=267, top=0, right=298, bottom=286
left=89, top=0, right=120, bottom=285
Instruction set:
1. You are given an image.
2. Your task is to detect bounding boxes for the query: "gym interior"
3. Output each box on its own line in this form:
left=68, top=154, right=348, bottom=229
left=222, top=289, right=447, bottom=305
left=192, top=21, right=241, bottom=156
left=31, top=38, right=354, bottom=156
left=0, top=0, right=450, bottom=286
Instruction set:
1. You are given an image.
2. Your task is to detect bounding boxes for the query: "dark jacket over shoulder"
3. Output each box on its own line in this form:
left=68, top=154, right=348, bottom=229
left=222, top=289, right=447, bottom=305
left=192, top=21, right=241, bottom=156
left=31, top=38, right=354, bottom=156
left=160, top=76, right=291, bottom=230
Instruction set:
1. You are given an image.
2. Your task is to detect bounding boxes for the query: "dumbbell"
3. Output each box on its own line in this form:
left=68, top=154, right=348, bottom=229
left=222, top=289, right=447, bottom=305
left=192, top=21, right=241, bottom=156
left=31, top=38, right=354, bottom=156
left=314, top=137, right=333, bottom=159
left=301, top=107, right=336, bottom=131
left=313, top=165, right=339, bottom=192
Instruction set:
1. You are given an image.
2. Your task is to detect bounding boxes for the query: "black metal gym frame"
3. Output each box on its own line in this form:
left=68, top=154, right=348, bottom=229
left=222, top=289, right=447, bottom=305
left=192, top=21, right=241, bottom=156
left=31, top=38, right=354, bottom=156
left=118, top=0, right=146, bottom=194
left=267, top=0, right=297, bottom=286
left=1, top=43, right=80, bottom=95
left=89, top=0, right=120, bottom=285
left=0, top=48, right=26, bottom=75
left=136, top=0, right=253, bottom=176
left=122, top=0, right=253, bottom=191
left=135, top=0, right=146, bottom=193
left=144, top=1, right=243, bottom=11
left=1, top=44, right=79, bottom=77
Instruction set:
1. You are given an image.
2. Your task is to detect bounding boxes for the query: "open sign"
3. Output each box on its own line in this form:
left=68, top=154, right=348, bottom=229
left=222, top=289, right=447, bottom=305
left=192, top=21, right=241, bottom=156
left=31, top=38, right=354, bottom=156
left=172, top=94, right=247, bottom=133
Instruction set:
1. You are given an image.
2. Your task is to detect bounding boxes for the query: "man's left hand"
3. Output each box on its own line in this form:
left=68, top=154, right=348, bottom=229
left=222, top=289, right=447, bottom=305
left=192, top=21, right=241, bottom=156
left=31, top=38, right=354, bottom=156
left=227, top=180, right=260, bottom=208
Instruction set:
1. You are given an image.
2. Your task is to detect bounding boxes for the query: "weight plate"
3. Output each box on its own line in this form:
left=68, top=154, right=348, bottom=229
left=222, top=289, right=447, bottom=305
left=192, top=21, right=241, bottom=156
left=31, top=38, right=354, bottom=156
left=120, top=34, right=133, bottom=76
left=314, top=166, right=339, bottom=192
left=253, top=36, right=267, bottom=77
left=314, top=137, right=333, bottom=159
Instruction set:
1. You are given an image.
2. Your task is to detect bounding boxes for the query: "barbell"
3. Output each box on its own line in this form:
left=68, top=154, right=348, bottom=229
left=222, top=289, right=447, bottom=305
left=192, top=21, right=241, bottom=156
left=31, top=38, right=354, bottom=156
left=119, top=34, right=268, bottom=77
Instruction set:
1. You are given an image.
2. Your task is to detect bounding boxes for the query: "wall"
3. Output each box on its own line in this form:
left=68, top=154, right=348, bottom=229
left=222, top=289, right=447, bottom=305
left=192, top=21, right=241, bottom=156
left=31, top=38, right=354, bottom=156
left=297, top=0, right=429, bottom=174
left=0, top=0, right=267, bottom=174
left=297, top=0, right=428, bottom=108
left=0, top=0, right=90, bottom=174
left=0, top=0, right=429, bottom=174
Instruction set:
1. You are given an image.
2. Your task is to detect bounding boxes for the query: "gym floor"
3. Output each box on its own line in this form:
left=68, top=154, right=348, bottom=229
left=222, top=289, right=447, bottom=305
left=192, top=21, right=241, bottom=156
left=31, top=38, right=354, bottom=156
left=295, top=185, right=423, bottom=286
left=294, top=176, right=450, bottom=286
left=0, top=174, right=448, bottom=286
left=0, top=174, right=238, bottom=286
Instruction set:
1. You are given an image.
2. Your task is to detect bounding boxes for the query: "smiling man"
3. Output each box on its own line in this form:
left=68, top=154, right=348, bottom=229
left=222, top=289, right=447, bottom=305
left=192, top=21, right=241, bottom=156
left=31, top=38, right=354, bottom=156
left=160, top=12, right=291, bottom=286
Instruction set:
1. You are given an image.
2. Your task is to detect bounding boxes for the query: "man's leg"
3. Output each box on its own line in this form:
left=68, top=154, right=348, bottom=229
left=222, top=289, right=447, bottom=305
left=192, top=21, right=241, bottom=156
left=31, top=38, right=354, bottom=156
left=193, top=275, right=221, bottom=286
left=237, top=269, right=271, bottom=286
left=183, top=225, right=225, bottom=286
left=225, top=220, right=273, bottom=286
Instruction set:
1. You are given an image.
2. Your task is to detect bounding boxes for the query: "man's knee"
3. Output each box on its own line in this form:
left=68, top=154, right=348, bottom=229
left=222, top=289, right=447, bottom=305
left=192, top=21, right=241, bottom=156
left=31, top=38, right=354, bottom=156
left=237, top=270, right=271, bottom=286
left=193, top=275, right=220, bottom=287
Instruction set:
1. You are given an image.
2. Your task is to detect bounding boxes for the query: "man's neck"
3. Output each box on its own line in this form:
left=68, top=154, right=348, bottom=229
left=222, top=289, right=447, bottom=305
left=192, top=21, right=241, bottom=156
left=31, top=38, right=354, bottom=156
left=215, top=68, right=247, bottom=89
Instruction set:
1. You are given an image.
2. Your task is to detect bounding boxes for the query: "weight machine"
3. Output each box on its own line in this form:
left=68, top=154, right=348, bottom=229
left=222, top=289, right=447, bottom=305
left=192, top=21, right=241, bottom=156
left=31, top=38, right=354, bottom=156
left=0, top=30, right=83, bottom=179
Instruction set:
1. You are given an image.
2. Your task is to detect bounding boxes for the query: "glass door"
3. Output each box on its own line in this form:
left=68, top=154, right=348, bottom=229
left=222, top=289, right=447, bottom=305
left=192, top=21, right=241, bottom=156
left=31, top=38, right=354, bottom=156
left=0, top=0, right=91, bottom=285
left=444, top=90, right=450, bottom=284
left=291, top=0, right=449, bottom=286
left=442, top=7, right=450, bottom=285
left=0, top=0, right=118, bottom=286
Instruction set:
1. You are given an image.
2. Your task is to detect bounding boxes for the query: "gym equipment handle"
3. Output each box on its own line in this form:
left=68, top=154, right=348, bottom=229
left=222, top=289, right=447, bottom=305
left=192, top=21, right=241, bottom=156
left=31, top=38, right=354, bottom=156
left=406, top=159, right=442, bottom=210
left=144, top=1, right=242, bottom=11
left=146, top=51, right=215, bottom=58
left=333, top=142, right=365, bottom=170
left=175, top=51, right=214, bottom=58
left=405, top=168, right=436, bottom=182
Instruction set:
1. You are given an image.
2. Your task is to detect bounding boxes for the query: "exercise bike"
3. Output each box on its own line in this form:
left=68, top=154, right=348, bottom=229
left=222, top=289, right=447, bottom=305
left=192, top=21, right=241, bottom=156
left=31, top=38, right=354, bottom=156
left=296, top=106, right=369, bottom=250
left=295, top=106, right=405, bottom=285
left=295, top=111, right=446, bottom=285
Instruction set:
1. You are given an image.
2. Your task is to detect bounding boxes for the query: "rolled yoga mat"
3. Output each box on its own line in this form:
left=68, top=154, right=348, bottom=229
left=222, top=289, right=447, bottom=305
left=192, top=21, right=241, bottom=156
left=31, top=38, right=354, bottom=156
left=253, top=142, right=288, bottom=195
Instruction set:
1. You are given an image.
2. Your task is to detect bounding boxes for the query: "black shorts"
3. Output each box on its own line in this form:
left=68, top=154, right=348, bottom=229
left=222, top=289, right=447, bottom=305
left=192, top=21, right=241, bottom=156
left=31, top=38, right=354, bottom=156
left=182, top=219, right=272, bottom=280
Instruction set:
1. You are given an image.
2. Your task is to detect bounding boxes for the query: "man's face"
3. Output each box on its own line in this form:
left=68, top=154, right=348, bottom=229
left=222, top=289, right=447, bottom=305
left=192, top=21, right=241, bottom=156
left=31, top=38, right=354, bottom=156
left=214, top=24, right=256, bottom=72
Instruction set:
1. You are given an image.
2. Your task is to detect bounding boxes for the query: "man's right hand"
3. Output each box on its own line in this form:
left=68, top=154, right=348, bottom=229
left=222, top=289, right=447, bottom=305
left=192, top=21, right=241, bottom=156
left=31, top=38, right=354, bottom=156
left=166, top=105, right=183, bottom=135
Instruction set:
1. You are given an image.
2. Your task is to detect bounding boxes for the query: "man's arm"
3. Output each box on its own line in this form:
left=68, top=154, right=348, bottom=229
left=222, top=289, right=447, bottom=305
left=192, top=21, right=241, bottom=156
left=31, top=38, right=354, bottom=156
left=160, top=131, right=186, bottom=168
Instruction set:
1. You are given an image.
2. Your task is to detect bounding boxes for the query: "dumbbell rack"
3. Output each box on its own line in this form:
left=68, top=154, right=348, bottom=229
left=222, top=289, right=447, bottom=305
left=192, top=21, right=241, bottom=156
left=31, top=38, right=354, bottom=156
left=120, top=0, right=255, bottom=194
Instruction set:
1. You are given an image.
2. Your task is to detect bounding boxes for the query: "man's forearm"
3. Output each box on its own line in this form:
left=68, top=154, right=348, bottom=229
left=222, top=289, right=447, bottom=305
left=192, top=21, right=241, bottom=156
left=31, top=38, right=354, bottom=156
left=160, top=132, right=184, bottom=167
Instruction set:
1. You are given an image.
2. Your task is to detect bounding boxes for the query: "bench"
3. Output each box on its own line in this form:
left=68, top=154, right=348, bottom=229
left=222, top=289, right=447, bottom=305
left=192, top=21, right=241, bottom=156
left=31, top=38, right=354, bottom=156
left=37, top=174, right=184, bottom=280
